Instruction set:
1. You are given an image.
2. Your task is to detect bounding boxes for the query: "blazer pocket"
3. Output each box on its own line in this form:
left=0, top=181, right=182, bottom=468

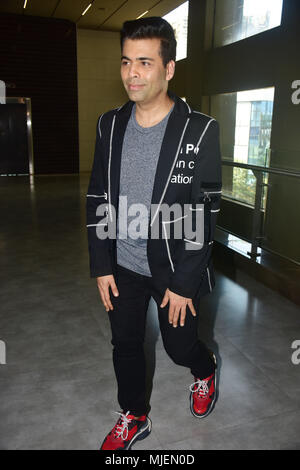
left=161, top=214, right=187, bottom=272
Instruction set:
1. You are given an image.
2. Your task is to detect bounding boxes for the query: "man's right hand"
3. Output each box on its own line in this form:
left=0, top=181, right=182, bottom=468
left=96, top=275, right=119, bottom=312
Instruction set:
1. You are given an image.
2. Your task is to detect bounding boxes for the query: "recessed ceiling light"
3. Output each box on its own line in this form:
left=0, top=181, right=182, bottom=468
left=82, top=3, right=92, bottom=16
left=136, top=10, right=149, bottom=19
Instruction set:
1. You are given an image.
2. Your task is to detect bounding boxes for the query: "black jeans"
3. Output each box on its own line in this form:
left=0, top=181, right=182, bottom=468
left=108, top=263, right=215, bottom=416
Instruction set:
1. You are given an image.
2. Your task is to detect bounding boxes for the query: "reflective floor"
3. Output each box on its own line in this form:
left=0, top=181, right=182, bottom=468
left=0, top=174, right=300, bottom=450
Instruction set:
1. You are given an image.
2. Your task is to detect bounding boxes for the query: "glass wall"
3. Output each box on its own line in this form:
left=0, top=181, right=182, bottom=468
left=234, top=88, right=274, bottom=166
left=214, top=0, right=283, bottom=48
left=163, top=1, right=189, bottom=61
left=211, top=87, right=275, bottom=206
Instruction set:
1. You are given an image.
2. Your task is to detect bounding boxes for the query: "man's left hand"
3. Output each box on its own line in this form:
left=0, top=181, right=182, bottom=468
left=160, top=288, right=197, bottom=327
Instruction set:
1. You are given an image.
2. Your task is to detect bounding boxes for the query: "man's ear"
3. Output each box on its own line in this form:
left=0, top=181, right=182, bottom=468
left=166, top=60, right=175, bottom=81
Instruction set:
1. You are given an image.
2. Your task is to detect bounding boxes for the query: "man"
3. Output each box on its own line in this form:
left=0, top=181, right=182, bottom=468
left=86, top=17, right=222, bottom=451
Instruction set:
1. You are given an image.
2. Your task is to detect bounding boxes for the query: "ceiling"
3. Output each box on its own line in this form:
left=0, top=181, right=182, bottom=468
left=0, top=0, right=186, bottom=31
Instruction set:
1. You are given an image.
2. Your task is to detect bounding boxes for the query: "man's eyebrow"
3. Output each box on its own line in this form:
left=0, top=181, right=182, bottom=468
left=138, top=57, right=155, bottom=61
left=121, top=56, right=155, bottom=61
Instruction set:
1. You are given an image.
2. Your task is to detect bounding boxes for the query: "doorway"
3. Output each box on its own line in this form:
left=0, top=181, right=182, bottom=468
left=0, top=97, right=34, bottom=175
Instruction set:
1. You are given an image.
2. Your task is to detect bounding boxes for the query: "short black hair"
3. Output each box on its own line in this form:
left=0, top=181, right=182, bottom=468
left=120, top=16, right=177, bottom=67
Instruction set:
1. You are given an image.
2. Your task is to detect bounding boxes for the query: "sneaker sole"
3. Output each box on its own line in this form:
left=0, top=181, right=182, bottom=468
left=190, top=352, right=218, bottom=419
left=127, top=417, right=152, bottom=450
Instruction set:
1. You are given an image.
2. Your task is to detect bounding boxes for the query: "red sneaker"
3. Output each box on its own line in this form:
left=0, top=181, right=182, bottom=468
left=100, top=411, right=151, bottom=450
left=189, top=354, right=218, bottom=418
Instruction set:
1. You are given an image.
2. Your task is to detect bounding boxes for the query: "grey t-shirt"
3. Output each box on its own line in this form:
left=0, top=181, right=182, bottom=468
left=116, top=101, right=174, bottom=276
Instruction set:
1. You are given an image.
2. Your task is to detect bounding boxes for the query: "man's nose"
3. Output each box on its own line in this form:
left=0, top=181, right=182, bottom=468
left=128, top=63, right=139, bottom=78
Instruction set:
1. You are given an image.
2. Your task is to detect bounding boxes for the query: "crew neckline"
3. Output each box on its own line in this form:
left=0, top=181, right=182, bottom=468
left=131, top=101, right=175, bottom=133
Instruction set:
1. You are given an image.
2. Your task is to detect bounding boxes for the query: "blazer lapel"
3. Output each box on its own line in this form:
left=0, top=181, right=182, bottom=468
left=150, top=111, right=190, bottom=225
left=109, top=105, right=132, bottom=218
left=108, top=93, right=190, bottom=227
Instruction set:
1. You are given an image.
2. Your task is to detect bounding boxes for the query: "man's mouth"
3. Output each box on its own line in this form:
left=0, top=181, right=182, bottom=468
left=128, top=84, right=145, bottom=90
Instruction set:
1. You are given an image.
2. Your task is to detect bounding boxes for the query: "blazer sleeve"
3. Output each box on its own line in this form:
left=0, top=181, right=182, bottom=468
left=86, top=115, right=113, bottom=278
left=168, top=119, right=222, bottom=298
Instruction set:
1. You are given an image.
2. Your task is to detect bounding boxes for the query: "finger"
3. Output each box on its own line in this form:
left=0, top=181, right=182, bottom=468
left=160, top=290, right=169, bottom=308
left=96, top=283, right=105, bottom=304
left=168, top=303, right=175, bottom=324
left=98, top=286, right=110, bottom=312
left=188, top=301, right=197, bottom=317
left=104, top=289, right=114, bottom=311
left=109, top=278, right=119, bottom=298
left=179, top=306, right=187, bottom=327
left=172, top=306, right=181, bottom=328
left=99, top=284, right=114, bottom=311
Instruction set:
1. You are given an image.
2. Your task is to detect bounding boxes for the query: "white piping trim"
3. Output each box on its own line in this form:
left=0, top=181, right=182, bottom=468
left=98, top=114, right=104, bottom=139
left=194, top=110, right=215, bottom=120
left=162, top=214, right=187, bottom=225
left=207, top=266, right=212, bottom=292
left=210, top=209, right=220, bottom=212
left=150, top=117, right=190, bottom=227
left=184, top=238, right=202, bottom=245
left=108, top=115, right=116, bottom=223
left=116, top=103, right=126, bottom=111
left=189, top=206, right=203, bottom=211
left=185, top=100, right=191, bottom=113
left=162, top=215, right=188, bottom=271
left=162, top=222, right=174, bottom=272
left=86, top=223, right=107, bottom=227
left=196, top=118, right=215, bottom=150
left=86, top=192, right=107, bottom=199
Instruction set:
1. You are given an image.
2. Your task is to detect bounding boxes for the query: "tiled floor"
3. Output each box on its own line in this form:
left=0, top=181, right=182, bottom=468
left=0, top=174, right=300, bottom=450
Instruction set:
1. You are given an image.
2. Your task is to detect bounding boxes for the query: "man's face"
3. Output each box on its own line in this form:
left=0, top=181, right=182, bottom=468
left=121, top=37, right=175, bottom=105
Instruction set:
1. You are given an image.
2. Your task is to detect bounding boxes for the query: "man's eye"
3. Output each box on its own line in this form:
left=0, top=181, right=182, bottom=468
left=142, top=62, right=150, bottom=66
left=121, top=61, right=129, bottom=66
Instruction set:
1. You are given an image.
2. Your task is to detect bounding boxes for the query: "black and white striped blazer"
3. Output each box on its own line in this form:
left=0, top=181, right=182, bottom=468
left=86, top=91, right=222, bottom=300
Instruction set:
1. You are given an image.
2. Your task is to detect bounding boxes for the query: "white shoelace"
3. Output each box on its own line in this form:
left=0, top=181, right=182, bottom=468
left=189, top=379, right=209, bottom=398
left=113, top=411, right=132, bottom=440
